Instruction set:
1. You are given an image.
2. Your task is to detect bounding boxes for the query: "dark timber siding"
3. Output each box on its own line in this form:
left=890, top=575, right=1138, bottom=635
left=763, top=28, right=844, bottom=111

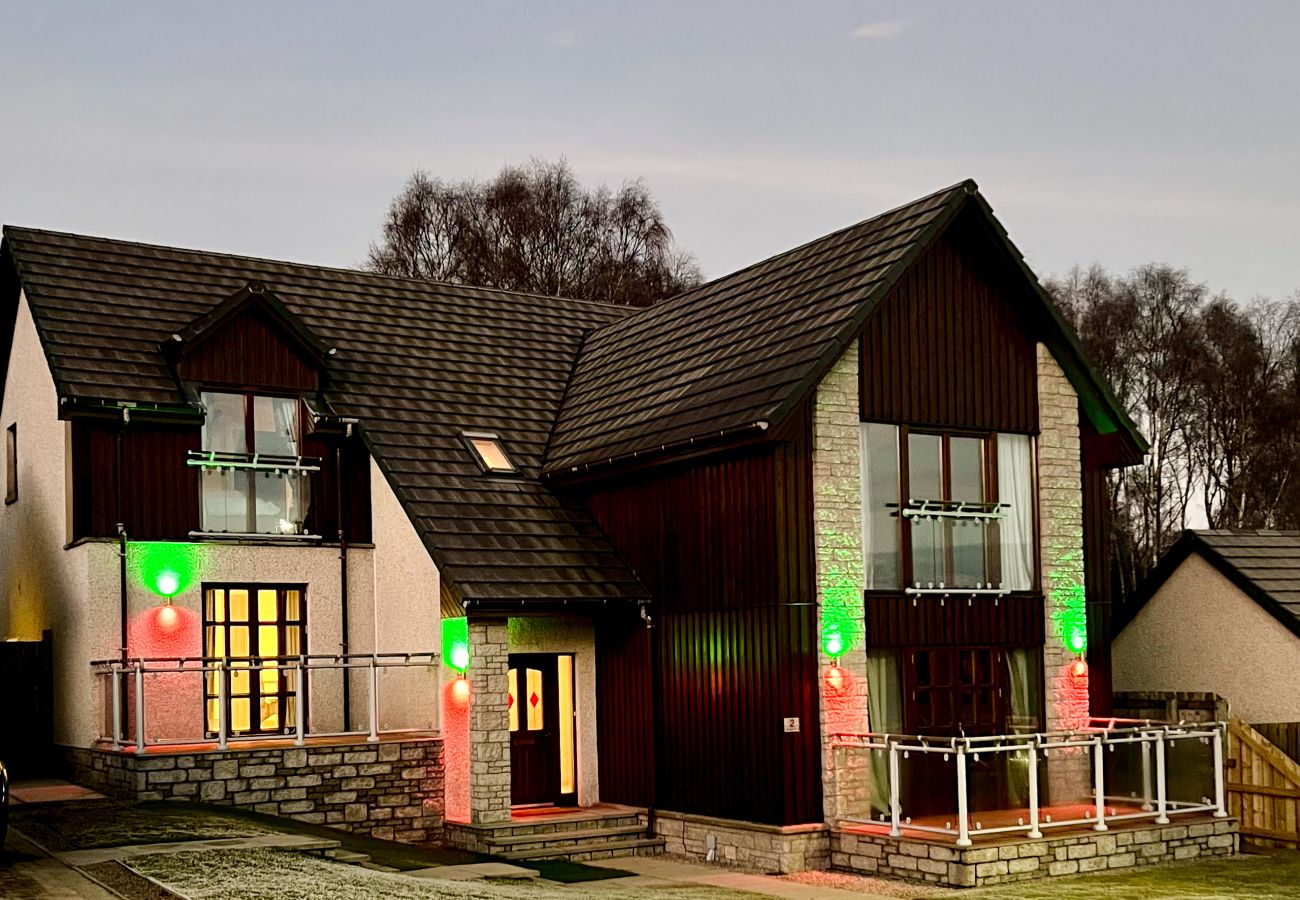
left=866, top=595, right=1045, bottom=647
left=70, top=419, right=372, bottom=543
left=859, top=226, right=1038, bottom=434
left=585, top=403, right=820, bottom=826
left=176, top=305, right=320, bottom=392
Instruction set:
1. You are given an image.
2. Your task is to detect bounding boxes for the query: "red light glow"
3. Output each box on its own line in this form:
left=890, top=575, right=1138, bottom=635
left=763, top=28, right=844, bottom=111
left=157, top=604, right=178, bottom=630
left=452, top=677, right=471, bottom=704
left=1072, top=659, right=1088, bottom=677
left=824, top=665, right=846, bottom=692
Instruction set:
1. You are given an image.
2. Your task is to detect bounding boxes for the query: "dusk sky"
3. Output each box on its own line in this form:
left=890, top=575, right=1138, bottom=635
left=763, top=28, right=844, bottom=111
left=2, top=2, right=1297, bottom=300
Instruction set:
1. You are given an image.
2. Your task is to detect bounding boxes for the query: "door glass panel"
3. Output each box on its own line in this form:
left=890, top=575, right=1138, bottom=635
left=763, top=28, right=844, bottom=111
left=861, top=423, right=901, bottom=589
left=285, top=590, right=301, bottom=621
left=508, top=668, right=520, bottom=732
left=949, top=438, right=984, bottom=502
left=285, top=626, right=300, bottom=657
left=950, top=437, right=986, bottom=587
left=231, top=697, right=251, bottom=733
left=909, top=433, right=944, bottom=586
left=258, top=590, right=278, bottom=622
left=526, top=668, right=544, bottom=731
left=259, top=625, right=279, bottom=659
left=253, top=396, right=299, bottom=456
left=558, top=655, right=575, bottom=795
left=208, top=589, right=226, bottom=623
left=204, top=585, right=306, bottom=737
left=201, top=392, right=246, bottom=453
left=230, top=626, right=249, bottom=658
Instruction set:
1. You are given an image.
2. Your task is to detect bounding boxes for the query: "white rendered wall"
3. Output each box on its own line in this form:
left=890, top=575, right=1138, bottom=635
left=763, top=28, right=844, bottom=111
left=1113, top=553, right=1300, bottom=723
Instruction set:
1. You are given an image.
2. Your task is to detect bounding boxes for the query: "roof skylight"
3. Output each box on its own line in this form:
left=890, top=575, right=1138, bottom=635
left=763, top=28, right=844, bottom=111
left=463, top=432, right=517, bottom=474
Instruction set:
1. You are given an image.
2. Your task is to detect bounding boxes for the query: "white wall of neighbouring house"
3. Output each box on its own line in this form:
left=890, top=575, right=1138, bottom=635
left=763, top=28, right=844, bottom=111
left=1113, top=553, right=1300, bottom=724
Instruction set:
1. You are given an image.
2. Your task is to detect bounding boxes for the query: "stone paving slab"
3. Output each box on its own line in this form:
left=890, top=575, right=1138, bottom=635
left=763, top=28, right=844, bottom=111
left=585, top=856, right=896, bottom=899
left=57, top=831, right=342, bottom=866
left=9, top=780, right=106, bottom=805
left=407, top=861, right=541, bottom=880
left=1, top=831, right=121, bottom=900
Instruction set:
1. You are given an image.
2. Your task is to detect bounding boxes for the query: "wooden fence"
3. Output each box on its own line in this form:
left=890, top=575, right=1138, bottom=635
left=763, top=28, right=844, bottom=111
left=1227, top=717, right=1300, bottom=848
left=1254, top=722, right=1300, bottom=767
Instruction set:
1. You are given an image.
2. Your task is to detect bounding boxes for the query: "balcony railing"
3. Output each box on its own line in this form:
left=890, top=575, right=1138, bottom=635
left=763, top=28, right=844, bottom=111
left=831, top=718, right=1228, bottom=846
left=91, top=652, right=439, bottom=754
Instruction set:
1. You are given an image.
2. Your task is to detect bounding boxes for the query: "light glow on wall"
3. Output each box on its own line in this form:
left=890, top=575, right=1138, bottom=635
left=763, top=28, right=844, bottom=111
left=442, top=616, right=470, bottom=673
left=129, top=542, right=203, bottom=599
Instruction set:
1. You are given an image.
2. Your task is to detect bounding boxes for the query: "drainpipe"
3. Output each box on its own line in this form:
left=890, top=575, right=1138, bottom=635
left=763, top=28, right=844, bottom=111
left=337, top=428, right=351, bottom=729
left=116, top=408, right=129, bottom=744
left=642, top=602, right=661, bottom=839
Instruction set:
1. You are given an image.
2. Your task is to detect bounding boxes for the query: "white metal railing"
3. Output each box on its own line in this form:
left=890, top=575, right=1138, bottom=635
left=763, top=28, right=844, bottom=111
left=832, top=718, right=1228, bottom=846
left=91, top=651, right=439, bottom=755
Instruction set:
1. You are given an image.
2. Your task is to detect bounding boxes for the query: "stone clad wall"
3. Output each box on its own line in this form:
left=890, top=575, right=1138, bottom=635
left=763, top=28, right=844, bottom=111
left=1037, top=343, right=1089, bottom=733
left=468, top=618, right=511, bottom=824
left=812, top=339, right=871, bottom=821
left=833, top=817, right=1238, bottom=888
left=654, top=810, right=829, bottom=874
left=67, top=737, right=443, bottom=843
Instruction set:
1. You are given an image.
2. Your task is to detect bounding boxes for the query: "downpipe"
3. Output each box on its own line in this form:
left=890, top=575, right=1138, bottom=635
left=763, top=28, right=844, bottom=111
left=337, top=430, right=351, bottom=729
left=643, top=602, right=660, bottom=840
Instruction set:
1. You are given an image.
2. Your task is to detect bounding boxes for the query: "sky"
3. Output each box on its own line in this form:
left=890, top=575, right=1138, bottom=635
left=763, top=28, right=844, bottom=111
left=1, top=1, right=1297, bottom=300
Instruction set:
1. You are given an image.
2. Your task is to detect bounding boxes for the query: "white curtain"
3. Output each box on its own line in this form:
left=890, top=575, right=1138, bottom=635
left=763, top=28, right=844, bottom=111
left=997, top=433, right=1034, bottom=591
left=866, top=650, right=903, bottom=814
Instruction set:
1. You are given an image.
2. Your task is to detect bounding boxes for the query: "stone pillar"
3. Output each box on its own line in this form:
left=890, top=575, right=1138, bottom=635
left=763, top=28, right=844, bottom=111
left=1037, top=343, right=1091, bottom=801
left=468, top=617, right=511, bottom=824
left=813, top=339, right=871, bottom=822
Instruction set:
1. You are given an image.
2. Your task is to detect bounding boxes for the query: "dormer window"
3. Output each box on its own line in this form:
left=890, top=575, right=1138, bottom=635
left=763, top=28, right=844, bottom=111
left=194, top=391, right=317, bottom=536
left=463, top=431, right=517, bottom=474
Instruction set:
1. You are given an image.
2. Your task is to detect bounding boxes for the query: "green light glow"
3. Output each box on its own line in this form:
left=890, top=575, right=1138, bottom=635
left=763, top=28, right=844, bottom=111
left=128, top=542, right=202, bottom=598
left=1047, top=534, right=1088, bottom=654
left=442, top=616, right=470, bottom=673
left=819, top=523, right=865, bottom=660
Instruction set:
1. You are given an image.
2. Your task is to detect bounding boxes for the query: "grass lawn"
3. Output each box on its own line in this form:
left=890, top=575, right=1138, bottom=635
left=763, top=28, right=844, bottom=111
left=9, top=799, right=276, bottom=851
left=130, top=847, right=760, bottom=900
left=946, top=848, right=1300, bottom=900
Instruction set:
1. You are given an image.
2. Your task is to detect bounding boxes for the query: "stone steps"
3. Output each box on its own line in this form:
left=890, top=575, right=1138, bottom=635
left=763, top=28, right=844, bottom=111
left=486, top=824, right=647, bottom=849
left=501, top=835, right=665, bottom=862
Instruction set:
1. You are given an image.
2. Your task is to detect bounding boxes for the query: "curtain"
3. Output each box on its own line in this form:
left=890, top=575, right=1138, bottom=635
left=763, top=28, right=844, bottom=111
left=866, top=650, right=903, bottom=814
left=860, top=423, right=901, bottom=590
left=997, top=433, right=1034, bottom=591
left=1004, top=647, right=1041, bottom=805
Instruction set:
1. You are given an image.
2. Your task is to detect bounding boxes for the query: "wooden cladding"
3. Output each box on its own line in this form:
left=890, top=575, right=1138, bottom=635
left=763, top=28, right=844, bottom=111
left=1082, top=414, right=1116, bottom=715
left=859, top=224, right=1038, bottom=433
left=865, top=594, right=1044, bottom=648
left=176, top=305, right=320, bottom=392
left=70, top=419, right=371, bottom=543
left=586, top=404, right=821, bottom=825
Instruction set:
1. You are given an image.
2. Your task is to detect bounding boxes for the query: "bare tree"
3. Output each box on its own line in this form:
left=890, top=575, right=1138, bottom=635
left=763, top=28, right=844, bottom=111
left=368, top=159, right=701, bottom=306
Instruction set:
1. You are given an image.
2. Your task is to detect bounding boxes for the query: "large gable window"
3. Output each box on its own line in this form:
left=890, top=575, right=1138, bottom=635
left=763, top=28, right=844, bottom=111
left=196, top=391, right=314, bottom=536
left=861, top=424, right=1035, bottom=593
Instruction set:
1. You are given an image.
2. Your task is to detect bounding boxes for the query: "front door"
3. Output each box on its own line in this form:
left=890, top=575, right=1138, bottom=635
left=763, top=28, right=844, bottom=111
left=508, top=653, right=577, bottom=807
left=902, top=646, right=1008, bottom=816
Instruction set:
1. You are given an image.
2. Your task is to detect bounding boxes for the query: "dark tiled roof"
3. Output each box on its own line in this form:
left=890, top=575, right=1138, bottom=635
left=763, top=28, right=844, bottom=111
left=1127, top=529, right=1300, bottom=640
left=545, top=182, right=973, bottom=473
left=1, top=226, right=649, bottom=609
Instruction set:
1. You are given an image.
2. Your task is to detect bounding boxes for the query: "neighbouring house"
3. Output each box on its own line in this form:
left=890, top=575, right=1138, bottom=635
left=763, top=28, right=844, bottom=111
left=1114, top=529, right=1300, bottom=724
left=0, top=181, right=1237, bottom=888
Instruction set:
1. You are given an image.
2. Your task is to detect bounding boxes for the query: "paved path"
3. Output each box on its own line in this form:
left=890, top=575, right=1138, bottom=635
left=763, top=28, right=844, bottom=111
left=0, top=832, right=119, bottom=900
left=586, top=856, right=899, bottom=899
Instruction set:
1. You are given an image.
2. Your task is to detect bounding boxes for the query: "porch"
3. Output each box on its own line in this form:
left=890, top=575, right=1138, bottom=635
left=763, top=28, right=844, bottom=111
left=828, top=718, right=1239, bottom=886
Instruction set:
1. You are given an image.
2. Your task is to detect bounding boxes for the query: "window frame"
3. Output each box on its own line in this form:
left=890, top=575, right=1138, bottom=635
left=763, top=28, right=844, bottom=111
left=202, top=582, right=308, bottom=738
left=864, top=422, right=1041, bottom=594
left=5, top=422, right=16, bottom=505
left=197, top=389, right=312, bottom=536
left=461, top=430, right=520, bottom=476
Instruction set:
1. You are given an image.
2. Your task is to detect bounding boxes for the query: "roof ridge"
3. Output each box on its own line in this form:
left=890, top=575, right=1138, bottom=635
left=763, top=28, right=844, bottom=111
left=1, top=224, right=638, bottom=316
left=581, top=179, right=977, bottom=339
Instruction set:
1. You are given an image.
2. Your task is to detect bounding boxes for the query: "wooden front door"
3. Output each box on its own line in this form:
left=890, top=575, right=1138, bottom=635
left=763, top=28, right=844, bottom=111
left=902, top=646, right=1008, bottom=816
left=508, top=653, right=577, bottom=807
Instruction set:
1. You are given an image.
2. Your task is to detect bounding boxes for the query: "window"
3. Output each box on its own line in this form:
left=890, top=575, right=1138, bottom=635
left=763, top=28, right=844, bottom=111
left=204, top=585, right=305, bottom=736
left=198, top=391, right=313, bottom=535
left=5, top=423, right=15, bottom=505
left=860, top=425, right=1036, bottom=592
left=462, top=431, right=516, bottom=474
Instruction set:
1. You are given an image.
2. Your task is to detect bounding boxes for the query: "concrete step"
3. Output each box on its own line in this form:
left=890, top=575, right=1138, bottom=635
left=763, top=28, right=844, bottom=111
left=486, top=824, right=648, bottom=848
left=322, top=848, right=373, bottom=865
left=502, top=836, right=665, bottom=862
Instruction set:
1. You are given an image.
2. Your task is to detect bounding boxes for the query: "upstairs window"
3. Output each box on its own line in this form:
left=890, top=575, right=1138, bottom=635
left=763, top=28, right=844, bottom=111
left=861, top=424, right=1035, bottom=592
left=463, top=431, right=517, bottom=474
left=197, top=391, right=314, bottom=536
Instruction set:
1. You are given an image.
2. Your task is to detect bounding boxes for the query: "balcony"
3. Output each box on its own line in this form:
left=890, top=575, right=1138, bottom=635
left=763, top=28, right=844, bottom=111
left=830, top=718, right=1228, bottom=846
left=91, top=652, right=439, bottom=754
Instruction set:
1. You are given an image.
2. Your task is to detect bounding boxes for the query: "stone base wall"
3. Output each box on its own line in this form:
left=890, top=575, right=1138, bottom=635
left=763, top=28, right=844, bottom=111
left=654, top=810, right=830, bottom=874
left=833, top=816, right=1238, bottom=888
left=64, top=737, right=444, bottom=843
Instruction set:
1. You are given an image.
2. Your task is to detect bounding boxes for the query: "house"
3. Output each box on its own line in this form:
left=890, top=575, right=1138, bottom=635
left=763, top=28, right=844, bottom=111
left=0, top=181, right=1236, bottom=887
left=1114, top=529, right=1300, bottom=724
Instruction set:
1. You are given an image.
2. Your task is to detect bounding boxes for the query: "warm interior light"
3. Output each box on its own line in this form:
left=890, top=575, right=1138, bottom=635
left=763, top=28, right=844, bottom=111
left=466, top=435, right=515, bottom=473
